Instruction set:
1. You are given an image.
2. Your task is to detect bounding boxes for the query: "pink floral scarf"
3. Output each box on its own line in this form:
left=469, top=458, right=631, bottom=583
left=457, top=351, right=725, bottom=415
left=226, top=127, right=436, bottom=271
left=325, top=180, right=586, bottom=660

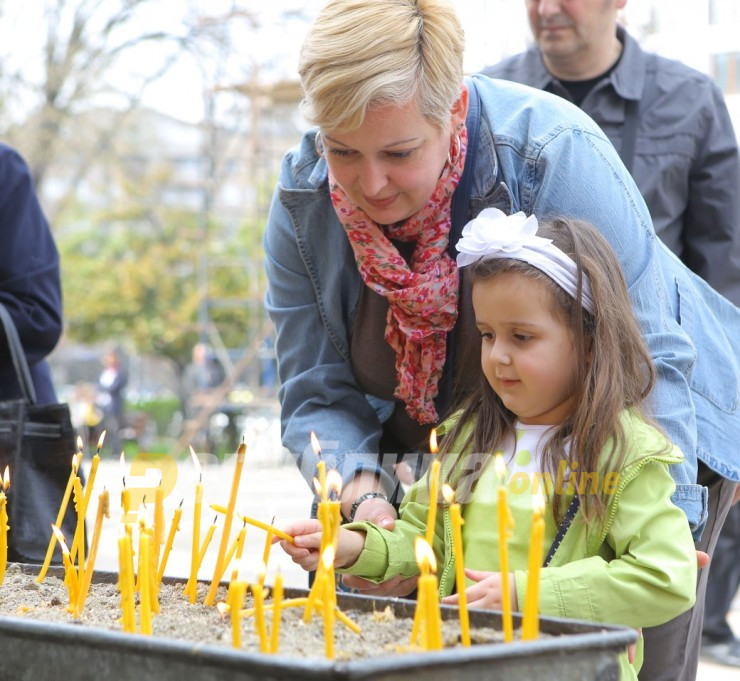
left=329, top=128, right=468, bottom=424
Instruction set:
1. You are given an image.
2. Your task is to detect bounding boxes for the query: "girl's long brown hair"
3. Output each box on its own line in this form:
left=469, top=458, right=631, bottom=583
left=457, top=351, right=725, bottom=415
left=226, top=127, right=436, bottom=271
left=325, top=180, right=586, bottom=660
left=441, top=217, right=662, bottom=524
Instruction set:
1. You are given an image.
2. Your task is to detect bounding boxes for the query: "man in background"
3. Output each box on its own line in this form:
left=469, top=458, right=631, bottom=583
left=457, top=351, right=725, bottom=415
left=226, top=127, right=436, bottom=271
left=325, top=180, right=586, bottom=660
left=482, top=2, right=740, bottom=680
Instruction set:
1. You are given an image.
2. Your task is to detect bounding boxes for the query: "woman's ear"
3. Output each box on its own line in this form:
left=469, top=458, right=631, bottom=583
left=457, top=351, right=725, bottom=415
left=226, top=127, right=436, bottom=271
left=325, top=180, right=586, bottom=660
left=450, top=84, right=469, bottom=129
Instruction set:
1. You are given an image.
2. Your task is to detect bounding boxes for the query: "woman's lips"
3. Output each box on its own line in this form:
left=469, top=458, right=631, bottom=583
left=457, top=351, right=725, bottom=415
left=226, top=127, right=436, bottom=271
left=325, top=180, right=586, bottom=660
left=364, top=194, right=398, bottom=209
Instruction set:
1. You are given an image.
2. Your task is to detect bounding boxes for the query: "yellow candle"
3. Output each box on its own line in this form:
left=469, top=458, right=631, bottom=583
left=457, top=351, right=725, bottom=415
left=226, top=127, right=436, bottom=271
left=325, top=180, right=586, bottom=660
left=154, top=481, right=165, bottom=570
left=205, top=442, right=246, bottom=606
left=188, top=447, right=203, bottom=604
left=72, top=476, right=85, bottom=581
left=250, top=580, right=269, bottom=653
left=260, top=527, right=274, bottom=587
left=442, top=484, right=470, bottom=647
left=229, top=578, right=247, bottom=649
left=311, top=433, right=327, bottom=503
left=117, top=521, right=136, bottom=633
left=521, top=490, right=545, bottom=640
left=156, top=501, right=183, bottom=585
left=120, top=451, right=133, bottom=527
left=321, top=546, right=335, bottom=659
left=210, top=510, right=294, bottom=545
left=425, top=430, right=440, bottom=546
left=76, top=490, right=110, bottom=616
left=414, top=537, right=442, bottom=650
left=495, top=455, right=514, bottom=642
left=270, top=571, right=283, bottom=653
left=0, top=467, right=9, bottom=586
left=225, top=522, right=248, bottom=603
left=326, top=470, right=343, bottom=550
left=184, top=516, right=217, bottom=600
left=71, top=432, right=103, bottom=565
left=38, top=453, right=80, bottom=582
left=138, top=516, right=153, bottom=635
left=52, top=526, right=79, bottom=610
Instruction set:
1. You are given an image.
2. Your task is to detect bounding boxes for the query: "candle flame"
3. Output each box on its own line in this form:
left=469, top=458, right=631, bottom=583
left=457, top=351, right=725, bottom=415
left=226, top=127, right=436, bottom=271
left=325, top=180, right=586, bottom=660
left=321, top=545, right=335, bottom=570
left=429, top=428, right=438, bottom=454
left=71, top=453, right=80, bottom=473
left=51, top=525, right=70, bottom=554
left=441, top=483, right=454, bottom=504
left=189, top=446, right=202, bottom=478
left=76, top=435, right=84, bottom=454
left=97, top=430, right=106, bottom=452
left=326, top=470, right=343, bottom=498
left=2, top=466, right=9, bottom=491
left=414, top=536, right=437, bottom=573
left=494, top=454, right=506, bottom=483
left=310, top=431, right=321, bottom=457
left=532, top=489, right=546, bottom=515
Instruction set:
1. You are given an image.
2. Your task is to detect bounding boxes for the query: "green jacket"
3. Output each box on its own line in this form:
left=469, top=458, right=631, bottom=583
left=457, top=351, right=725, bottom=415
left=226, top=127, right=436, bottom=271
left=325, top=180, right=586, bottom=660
left=341, top=411, right=696, bottom=679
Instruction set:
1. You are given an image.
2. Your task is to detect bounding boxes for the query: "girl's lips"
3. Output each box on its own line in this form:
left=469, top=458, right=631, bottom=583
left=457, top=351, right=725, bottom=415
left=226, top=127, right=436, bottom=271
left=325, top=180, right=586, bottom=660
left=364, top=194, right=398, bottom=209
left=499, top=378, right=520, bottom=387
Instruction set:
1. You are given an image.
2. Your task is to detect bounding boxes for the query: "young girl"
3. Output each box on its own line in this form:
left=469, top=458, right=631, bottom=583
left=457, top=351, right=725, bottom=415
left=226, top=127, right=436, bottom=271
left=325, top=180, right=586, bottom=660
left=281, top=209, right=697, bottom=679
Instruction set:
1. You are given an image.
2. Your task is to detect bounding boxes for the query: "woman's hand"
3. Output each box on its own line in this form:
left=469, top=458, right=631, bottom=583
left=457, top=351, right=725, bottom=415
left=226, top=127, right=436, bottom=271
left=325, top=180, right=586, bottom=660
left=442, top=569, right=518, bottom=610
left=277, top=520, right=366, bottom=571
left=351, top=496, right=398, bottom=530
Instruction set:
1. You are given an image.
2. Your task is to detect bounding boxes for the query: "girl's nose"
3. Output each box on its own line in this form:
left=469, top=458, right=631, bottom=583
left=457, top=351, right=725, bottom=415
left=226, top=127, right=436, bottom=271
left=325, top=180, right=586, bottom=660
left=358, top=160, right=388, bottom=197
left=489, top=342, right=512, bottom=365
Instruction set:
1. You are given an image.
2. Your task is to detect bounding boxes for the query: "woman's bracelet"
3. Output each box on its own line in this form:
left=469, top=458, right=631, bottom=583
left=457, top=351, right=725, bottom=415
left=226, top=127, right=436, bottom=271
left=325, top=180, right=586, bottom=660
left=348, top=491, right=388, bottom=522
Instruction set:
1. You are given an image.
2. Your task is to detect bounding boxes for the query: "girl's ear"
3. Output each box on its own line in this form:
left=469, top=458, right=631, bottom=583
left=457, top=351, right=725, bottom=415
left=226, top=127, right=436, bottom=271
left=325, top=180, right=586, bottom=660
left=450, top=85, right=469, bottom=130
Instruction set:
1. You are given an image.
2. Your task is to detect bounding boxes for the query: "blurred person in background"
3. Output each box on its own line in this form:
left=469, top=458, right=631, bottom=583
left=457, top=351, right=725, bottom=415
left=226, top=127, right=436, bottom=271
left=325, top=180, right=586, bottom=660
left=95, top=347, right=128, bottom=456
left=0, top=143, right=62, bottom=405
left=482, top=2, right=740, bottom=679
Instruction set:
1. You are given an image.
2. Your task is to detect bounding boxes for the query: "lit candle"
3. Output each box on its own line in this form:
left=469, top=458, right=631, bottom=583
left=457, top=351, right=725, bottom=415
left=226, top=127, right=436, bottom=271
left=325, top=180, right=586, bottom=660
left=188, top=447, right=203, bottom=604
left=442, top=484, right=470, bottom=647
left=270, top=570, right=283, bottom=653
left=250, top=570, right=269, bottom=653
left=120, top=451, right=132, bottom=527
left=425, top=430, right=440, bottom=547
left=117, top=518, right=136, bottom=633
left=138, top=507, right=153, bottom=635
left=321, top=546, right=336, bottom=659
left=521, top=490, right=545, bottom=640
left=311, top=432, right=327, bottom=503
left=156, top=500, right=184, bottom=586
left=51, top=525, right=79, bottom=611
left=76, top=489, right=110, bottom=616
left=0, top=467, right=9, bottom=585
left=184, top=515, right=218, bottom=601
left=495, top=455, right=514, bottom=642
left=72, top=475, right=85, bottom=581
left=326, top=471, right=343, bottom=550
left=415, top=536, right=442, bottom=650
left=71, top=431, right=104, bottom=566
left=38, top=453, right=80, bottom=582
left=205, top=441, right=247, bottom=606
left=229, top=563, right=248, bottom=649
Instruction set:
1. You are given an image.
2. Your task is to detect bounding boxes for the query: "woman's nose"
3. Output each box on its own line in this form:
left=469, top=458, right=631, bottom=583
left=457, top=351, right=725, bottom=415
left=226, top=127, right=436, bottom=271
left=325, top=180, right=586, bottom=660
left=358, top=160, right=388, bottom=197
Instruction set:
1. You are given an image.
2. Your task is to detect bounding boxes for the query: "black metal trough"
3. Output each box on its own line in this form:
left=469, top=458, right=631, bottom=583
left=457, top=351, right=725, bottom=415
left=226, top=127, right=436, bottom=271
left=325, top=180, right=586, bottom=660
left=0, top=565, right=635, bottom=681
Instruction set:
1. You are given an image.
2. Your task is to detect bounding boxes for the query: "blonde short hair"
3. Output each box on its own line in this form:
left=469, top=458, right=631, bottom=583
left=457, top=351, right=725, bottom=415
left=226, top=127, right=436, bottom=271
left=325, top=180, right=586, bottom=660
left=299, top=0, right=465, bottom=132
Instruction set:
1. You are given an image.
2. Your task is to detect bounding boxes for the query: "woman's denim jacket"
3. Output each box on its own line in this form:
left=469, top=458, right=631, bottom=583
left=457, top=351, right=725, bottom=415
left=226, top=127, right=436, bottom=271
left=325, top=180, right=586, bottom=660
left=264, top=75, right=739, bottom=538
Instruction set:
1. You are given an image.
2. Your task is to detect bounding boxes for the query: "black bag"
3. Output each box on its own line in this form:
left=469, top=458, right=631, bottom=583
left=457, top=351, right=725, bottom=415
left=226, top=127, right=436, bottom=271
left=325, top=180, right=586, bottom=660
left=0, top=303, right=79, bottom=563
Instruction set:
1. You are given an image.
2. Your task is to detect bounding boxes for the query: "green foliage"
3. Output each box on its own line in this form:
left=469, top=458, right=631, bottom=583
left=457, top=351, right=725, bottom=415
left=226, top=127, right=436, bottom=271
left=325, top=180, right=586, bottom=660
left=126, top=396, right=181, bottom=437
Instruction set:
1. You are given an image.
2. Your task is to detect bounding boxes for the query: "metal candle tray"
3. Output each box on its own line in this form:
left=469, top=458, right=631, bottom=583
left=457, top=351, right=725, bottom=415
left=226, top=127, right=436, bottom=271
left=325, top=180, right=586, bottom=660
left=0, top=565, right=635, bottom=681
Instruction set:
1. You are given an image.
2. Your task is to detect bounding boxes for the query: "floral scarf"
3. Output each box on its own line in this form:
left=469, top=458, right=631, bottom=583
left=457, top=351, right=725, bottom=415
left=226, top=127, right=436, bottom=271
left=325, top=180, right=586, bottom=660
left=329, top=128, right=467, bottom=424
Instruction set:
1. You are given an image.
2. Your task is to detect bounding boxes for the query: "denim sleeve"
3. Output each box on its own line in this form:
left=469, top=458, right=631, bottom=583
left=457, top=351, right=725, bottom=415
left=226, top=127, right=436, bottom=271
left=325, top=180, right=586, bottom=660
left=528, top=128, right=702, bottom=530
left=263, top=166, right=395, bottom=495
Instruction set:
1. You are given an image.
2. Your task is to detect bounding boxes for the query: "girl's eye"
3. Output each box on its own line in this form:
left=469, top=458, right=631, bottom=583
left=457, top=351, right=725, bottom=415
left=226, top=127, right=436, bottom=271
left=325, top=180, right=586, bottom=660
left=386, top=150, right=414, bottom=159
left=478, top=331, right=494, bottom=340
left=513, top=333, right=532, bottom=342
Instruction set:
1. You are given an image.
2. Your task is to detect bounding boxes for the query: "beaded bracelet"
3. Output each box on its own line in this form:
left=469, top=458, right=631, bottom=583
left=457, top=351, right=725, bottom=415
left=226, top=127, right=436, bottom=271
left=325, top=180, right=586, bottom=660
left=348, top=491, right=388, bottom=522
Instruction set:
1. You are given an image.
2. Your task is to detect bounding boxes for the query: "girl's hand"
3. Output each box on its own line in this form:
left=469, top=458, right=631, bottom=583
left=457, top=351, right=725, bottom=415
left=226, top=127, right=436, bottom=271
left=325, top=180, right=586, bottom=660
left=277, top=521, right=367, bottom=571
left=442, top=569, right=518, bottom=610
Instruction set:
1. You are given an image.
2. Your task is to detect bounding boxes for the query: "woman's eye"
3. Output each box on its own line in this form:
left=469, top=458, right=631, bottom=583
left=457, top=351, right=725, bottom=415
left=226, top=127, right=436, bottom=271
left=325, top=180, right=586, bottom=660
left=387, top=150, right=414, bottom=159
left=328, top=148, right=353, bottom=157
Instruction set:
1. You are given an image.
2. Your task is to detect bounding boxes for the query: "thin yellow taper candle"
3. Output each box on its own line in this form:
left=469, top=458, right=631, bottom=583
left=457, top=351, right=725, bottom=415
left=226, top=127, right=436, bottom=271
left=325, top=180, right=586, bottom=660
left=442, top=484, right=470, bottom=647
left=321, top=546, right=336, bottom=659
left=270, top=571, right=283, bottom=653
left=154, top=480, right=165, bottom=569
left=229, top=568, right=247, bottom=649
left=38, top=453, right=80, bottom=583
left=156, top=500, right=183, bottom=585
left=72, top=476, right=85, bottom=581
left=205, top=441, right=246, bottom=606
left=138, top=508, right=153, bottom=635
left=521, top=490, right=545, bottom=640
left=117, top=519, right=136, bottom=633
left=414, top=536, right=442, bottom=651
left=0, top=467, right=9, bottom=586
left=71, top=430, right=104, bottom=565
left=52, top=525, right=79, bottom=611
left=188, top=447, right=203, bottom=604
left=250, top=575, right=269, bottom=653
left=495, top=455, right=514, bottom=642
left=425, top=430, right=440, bottom=546
left=184, top=515, right=217, bottom=600
left=75, top=489, right=110, bottom=616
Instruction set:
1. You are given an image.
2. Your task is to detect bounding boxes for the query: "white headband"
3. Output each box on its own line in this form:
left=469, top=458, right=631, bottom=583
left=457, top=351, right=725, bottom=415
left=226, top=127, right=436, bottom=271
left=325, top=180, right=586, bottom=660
left=455, top=208, right=595, bottom=314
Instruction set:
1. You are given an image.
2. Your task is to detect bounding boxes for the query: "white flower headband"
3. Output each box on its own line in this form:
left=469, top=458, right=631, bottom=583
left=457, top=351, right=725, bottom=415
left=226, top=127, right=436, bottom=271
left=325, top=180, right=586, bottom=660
left=456, top=207, right=595, bottom=314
